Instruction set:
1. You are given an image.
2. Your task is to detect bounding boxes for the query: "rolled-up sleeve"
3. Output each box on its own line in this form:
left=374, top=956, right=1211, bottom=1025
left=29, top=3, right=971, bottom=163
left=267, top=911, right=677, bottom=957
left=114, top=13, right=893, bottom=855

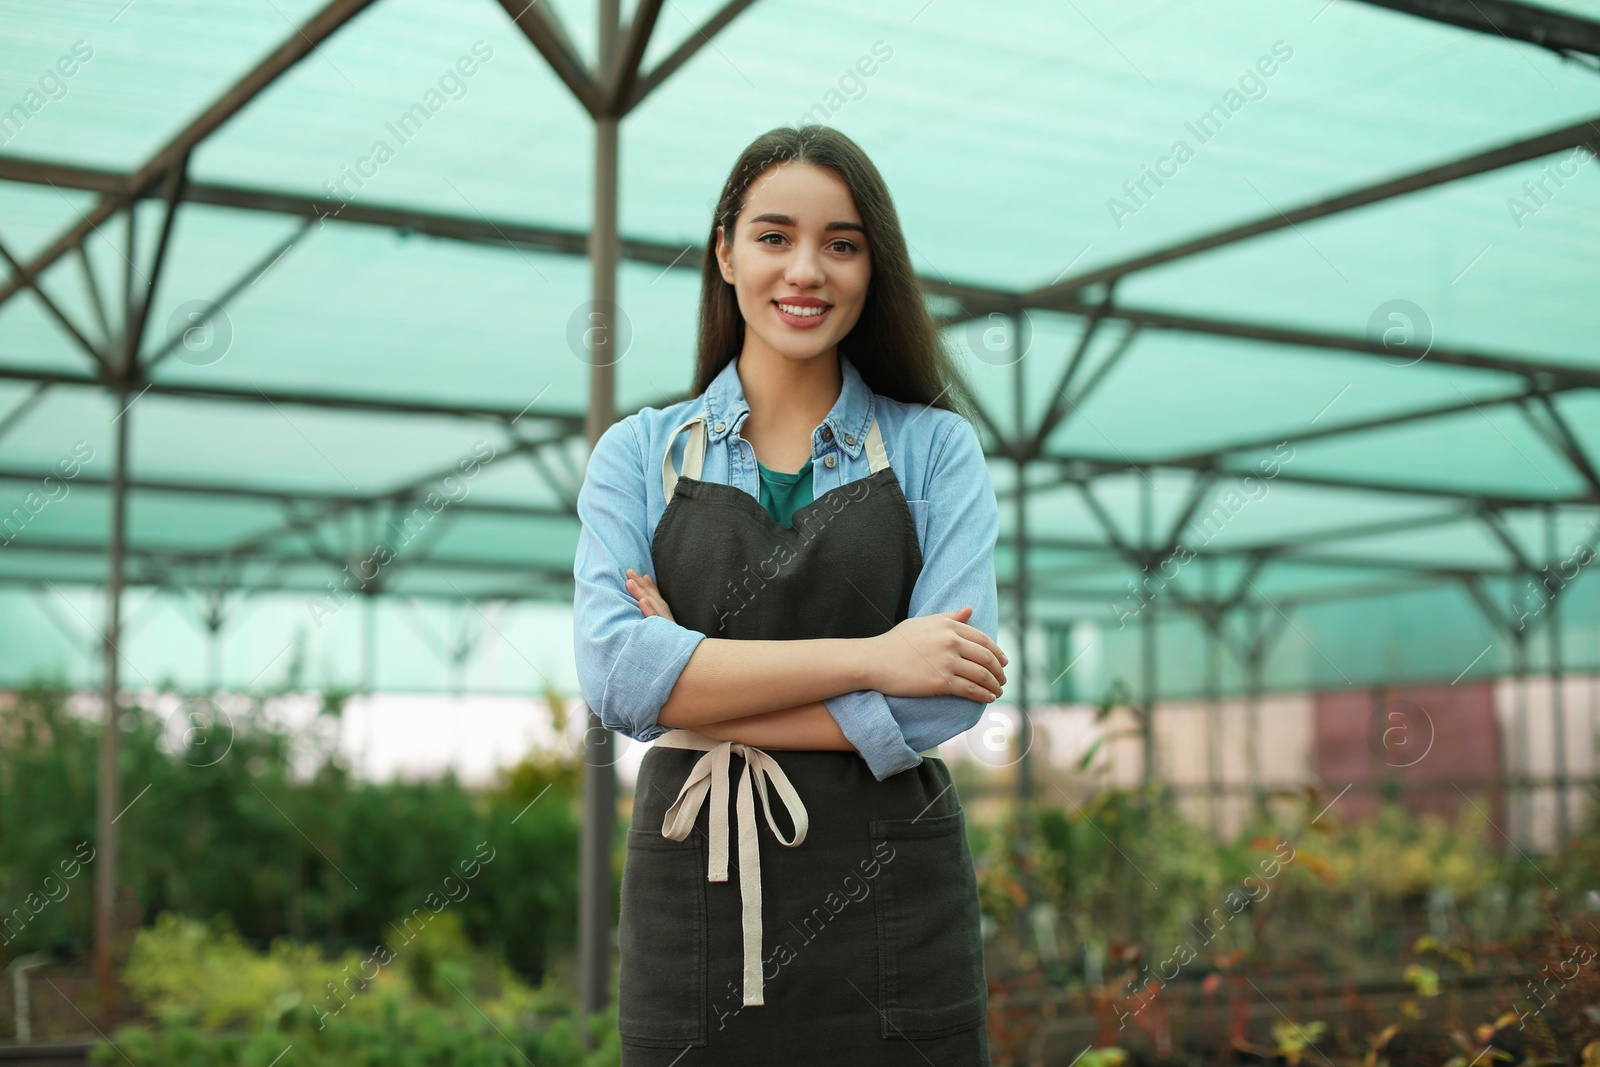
left=824, top=414, right=1001, bottom=780
left=572, top=417, right=706, bottom=741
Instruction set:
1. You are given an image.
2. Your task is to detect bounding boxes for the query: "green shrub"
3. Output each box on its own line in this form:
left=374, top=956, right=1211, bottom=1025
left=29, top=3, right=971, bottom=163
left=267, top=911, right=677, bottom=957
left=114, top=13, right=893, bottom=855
left=0, top=682, right=580, bottom=980
left=88, top=914, right=619, bottom=1067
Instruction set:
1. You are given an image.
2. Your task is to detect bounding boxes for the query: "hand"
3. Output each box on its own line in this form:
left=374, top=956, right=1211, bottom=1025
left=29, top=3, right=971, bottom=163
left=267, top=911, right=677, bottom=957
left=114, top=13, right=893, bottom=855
left=624, top=568, right=675, bottom=622
left=866, top=606, right=1008, bottom=702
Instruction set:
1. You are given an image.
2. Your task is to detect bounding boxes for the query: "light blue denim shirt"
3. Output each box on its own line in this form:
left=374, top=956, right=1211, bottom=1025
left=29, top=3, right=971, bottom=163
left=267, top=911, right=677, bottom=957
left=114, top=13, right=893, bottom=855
left=571, top=352, right=1001, bottom=781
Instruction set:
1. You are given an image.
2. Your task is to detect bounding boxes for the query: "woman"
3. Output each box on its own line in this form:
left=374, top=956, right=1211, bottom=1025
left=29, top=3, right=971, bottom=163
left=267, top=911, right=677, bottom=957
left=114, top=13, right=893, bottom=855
left=571, top=124, right=1007, bottom=1065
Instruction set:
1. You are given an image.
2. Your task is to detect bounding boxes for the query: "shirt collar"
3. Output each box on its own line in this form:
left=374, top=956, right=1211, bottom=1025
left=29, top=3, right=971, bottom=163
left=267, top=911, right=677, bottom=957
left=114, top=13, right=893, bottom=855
left=703, top=352, right=875, bottom=461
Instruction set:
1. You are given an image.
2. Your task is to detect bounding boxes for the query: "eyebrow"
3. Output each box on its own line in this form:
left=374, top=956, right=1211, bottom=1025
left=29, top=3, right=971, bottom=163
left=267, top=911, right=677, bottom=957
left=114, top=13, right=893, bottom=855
left=747, top=212, right=866, bottom=235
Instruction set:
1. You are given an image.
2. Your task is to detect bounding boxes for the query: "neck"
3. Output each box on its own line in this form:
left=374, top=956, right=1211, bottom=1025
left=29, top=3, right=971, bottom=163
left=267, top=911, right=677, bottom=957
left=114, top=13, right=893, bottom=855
left=734, top=347, right=842, bottom=439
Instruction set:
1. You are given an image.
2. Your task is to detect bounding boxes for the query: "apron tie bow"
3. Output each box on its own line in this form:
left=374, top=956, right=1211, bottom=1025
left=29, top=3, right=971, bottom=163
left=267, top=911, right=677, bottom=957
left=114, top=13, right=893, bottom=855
left=654, top=730, right=809, bottom=1007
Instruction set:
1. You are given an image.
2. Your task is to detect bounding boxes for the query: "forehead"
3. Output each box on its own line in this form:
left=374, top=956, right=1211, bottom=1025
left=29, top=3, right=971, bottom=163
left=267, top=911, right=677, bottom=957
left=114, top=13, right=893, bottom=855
left=740, top=161, right=861, bottom=223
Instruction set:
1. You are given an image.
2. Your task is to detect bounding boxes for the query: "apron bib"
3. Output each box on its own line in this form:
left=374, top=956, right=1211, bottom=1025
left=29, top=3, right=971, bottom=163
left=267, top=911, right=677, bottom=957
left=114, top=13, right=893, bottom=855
left=616, top=409, right=991, bottom=1065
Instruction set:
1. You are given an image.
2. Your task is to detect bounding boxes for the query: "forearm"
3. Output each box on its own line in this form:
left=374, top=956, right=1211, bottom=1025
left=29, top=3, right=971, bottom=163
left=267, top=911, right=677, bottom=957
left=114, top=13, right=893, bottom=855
left=655, top=636, right=873, bottom=728
left=694, top=701, right=855, bottom=750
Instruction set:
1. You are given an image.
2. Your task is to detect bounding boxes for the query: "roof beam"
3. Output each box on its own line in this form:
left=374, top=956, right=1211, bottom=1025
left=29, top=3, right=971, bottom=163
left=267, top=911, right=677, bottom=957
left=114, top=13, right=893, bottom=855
left=1518, top=393, right=1600, bottom=499
left=0, top=0, right=381, bottom=314
left=951, top=112, right=1600, bottom=318
left=492, top=0, right=601, bottom=115
left=0, top=370, right=1587, bottom=514
left=140, top=217, right=313, bottom=376
left=622, top=0, right=762, bottom=112
left=0, top=233, right=107, bottom=373
left=1026, top=297, right=1127, bottom=457
left=0, top=196, right=119, bottom=317
left=130, top=0, right=383, bottom=194
left=8, top=162, right=1598, bottom=389
left=0, top=464, right=572, bottom=522
left=603, top=0, right=664, bottom=115
left=1135, top=385, right=1571, bottom=472
left=126, top=157, right=189, bottom=375
left=0, top=364, right=588, bottom=425
left=1027, top=505, right=1488, bottom=579
left=1055, top=300, right=1600, bottom=388
left=197, top=427, right=578, bottom=561
left=0, top=537, right=575, bottom=586
left=1024, top=456, right=1594, bottom=508
left=1354, top=0, right=1600, bottom=59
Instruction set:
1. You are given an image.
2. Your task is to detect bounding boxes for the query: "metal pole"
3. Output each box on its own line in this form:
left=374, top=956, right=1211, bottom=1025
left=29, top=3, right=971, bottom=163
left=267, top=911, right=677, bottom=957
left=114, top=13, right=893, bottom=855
left=94, top=204, right=136, bottom=1026
left=363, top=590, right=376, bottom=696
left=1203, top=560, right=1221, bottom=835
left=578, top=0, right=620, bottom=1043
left=203, top=584, right=227, bottom=692
left=1512, top=582, right=1529, bottom=853
left=1247, top=604, right=1263, bottom=809
left=1139, top=478, right=1155, bottom=791
left=1545, top=506, right=1569, bottom=844
left=206, top=615, right=222, bottom=691
left=1010, top=315, right=1033, bottom=914
left=93, top=385, right=129, bottom=1025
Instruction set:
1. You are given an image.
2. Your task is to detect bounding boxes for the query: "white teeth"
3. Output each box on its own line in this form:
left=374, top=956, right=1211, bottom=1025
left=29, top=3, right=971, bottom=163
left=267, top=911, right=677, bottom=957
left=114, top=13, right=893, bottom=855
left=777, top=303, right=827, bottom=317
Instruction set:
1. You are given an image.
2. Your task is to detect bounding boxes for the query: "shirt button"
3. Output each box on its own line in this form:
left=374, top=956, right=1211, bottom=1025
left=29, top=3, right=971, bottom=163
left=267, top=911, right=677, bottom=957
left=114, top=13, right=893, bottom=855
left=713, top=421, right=725, bottom=433
left=824, top=454, right=836, bottom=468
left=844, top=433, right=856, bottom=446
left=821, top=426, right=833, bottom=442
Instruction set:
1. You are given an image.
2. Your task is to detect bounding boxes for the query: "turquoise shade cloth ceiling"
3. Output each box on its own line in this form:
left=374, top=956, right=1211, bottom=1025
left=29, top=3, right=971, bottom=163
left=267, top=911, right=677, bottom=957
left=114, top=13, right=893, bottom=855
left=0, top=0, right=1597, bottom=704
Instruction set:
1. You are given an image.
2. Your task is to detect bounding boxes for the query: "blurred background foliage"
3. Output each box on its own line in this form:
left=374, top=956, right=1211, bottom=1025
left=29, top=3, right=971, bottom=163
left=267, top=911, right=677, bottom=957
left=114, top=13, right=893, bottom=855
left=966, top=775, right=1600, bottom=1065
left=0, top=682, right=580, bottom=979
left=87, top=912, right=618, bottom=1067
left=6, top=679, right=1600, bottom=1064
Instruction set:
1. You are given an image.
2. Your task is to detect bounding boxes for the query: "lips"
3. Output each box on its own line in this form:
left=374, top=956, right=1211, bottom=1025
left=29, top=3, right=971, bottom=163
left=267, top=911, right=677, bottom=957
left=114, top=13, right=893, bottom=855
left=773, top=299, right=832, bottom=329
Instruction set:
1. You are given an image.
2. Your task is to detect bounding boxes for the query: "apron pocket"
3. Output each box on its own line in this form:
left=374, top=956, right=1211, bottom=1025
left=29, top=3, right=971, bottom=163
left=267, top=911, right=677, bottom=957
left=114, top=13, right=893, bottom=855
left=868, top=809, right=988, bottom=1040
left=618, top=827, right=707, bottom=1046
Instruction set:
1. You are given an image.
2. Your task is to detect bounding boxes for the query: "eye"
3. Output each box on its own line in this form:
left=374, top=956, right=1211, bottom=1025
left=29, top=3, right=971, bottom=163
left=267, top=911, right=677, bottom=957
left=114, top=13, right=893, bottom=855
left=828, top=239, right=859, bottom=254
left=757, top=231, right=787, bottom=245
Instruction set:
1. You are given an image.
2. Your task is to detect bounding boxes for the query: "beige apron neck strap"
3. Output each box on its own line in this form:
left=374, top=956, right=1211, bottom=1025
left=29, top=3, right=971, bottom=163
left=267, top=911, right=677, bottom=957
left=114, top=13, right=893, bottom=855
left=863, top=413, right=889, bottom=474
left=660, top=415, right=708, bottom=500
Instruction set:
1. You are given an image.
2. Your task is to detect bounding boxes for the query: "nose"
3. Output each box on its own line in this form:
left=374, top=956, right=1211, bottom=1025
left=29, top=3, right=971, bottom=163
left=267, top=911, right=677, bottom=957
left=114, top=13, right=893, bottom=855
left=784, top=242, right=825, bottom=288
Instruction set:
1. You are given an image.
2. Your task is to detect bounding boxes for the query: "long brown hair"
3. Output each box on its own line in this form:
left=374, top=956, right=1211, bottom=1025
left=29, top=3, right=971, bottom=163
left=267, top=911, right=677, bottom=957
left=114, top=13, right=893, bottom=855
left=692, top=125, right=975, bottom=423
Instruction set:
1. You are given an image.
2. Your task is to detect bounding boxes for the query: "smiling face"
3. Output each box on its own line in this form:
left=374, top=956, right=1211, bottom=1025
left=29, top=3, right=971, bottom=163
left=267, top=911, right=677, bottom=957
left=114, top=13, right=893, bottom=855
left=714, top=160, right=873, bottom=366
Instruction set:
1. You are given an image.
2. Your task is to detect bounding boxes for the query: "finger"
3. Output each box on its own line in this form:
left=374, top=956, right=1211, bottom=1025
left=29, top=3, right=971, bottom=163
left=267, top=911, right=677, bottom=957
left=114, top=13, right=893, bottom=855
left=948, top=657, right=1003, bottom=700
left=954, top=621, right=1007, bottom=666
left=953, top=630, right=1004, bottom=681
left=957, top=638, right=1005, bottom=687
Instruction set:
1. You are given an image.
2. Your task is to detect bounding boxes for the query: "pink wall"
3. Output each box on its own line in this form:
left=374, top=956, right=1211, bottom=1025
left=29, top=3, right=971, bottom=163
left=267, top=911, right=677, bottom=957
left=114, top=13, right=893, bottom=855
left=1312, top=681, right=1503, bottom=827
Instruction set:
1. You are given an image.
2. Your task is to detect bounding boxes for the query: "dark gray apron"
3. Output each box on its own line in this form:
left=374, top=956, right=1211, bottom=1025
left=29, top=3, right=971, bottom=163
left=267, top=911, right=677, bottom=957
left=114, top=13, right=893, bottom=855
left=616, top=409, right=991, bottom=1066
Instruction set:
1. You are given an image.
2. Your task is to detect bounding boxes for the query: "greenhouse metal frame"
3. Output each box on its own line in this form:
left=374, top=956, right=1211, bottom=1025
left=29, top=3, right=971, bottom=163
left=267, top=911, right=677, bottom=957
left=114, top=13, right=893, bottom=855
left=2, top=0, right=1598, bottom=1026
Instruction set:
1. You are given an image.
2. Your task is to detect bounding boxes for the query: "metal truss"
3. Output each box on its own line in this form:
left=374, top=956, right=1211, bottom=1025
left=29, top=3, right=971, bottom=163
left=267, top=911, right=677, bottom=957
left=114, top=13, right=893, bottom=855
left=2, top=0, right=1598, bottom=1021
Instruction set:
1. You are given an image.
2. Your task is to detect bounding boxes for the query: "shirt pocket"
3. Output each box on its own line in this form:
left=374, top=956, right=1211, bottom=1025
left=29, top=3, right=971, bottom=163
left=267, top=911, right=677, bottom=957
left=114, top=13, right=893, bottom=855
left=617, top=827, right=707, bottom=1046
left=867, top=809, right=988, bottom=1040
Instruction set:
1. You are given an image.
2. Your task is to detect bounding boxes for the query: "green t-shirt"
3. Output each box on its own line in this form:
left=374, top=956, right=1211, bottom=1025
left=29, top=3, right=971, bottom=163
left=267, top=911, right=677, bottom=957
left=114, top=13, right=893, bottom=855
left=756, top=456, right=815, bottom=528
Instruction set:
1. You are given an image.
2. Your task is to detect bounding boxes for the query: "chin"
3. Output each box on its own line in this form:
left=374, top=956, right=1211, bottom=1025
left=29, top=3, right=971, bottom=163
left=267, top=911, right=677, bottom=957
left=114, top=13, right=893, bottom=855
left=742, top=326, right=825, bottom=360
left=777, top=340, right=839, bottom=362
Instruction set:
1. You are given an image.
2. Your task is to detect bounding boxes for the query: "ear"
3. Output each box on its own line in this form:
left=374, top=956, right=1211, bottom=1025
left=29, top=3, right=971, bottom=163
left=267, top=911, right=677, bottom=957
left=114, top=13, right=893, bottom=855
left=714, top=224, right=735, bottom=285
